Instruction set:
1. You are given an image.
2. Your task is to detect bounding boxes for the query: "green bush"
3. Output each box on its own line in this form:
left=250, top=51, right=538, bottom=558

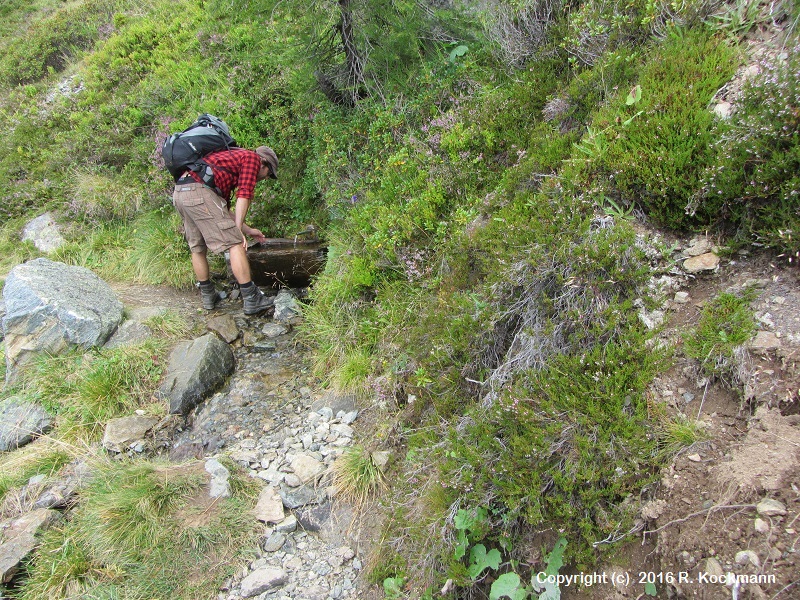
left=578, top=28, right=738, bottom=228
left=683, top=290, right=757, bottom=383
left=693, top=46, right=800, bottom=258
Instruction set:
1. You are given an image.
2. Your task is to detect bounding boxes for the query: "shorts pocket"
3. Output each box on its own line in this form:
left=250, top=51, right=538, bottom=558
left=218, top=221, right=238, bottom=230
left=181, top=197, right=204, bottom=207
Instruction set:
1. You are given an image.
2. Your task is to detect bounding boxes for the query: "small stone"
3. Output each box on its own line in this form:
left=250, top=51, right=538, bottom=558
left=341, top=410, right=358, bottom=425
left=748, top=331, right=781, bottom=351
left=275, top=515, right=297, bottom=533
left=673, top=291, right=690, bottom=304
left=687, top=454, right=702, bottom=462
left=284, top=474, right=302, bottom=488
left=239, top=567, right=287, bottom=597
left=735, top=550, right=760, bottom=567
left=754, top=518, right=770, bottom=534
left=756, top=498, right=786, bottom=516
left=253, top=486, right=285, bottom=524
left=205, top=458, right=231, bottom=499
left=207, top=314, right=240, bottom=343
left=263, top=532, right=287, bottom=553
left=262, top=323, right=290, bottom=338
left=704, top=557, right=724, bottom=577
left=683, top=253, right=720, bottom=274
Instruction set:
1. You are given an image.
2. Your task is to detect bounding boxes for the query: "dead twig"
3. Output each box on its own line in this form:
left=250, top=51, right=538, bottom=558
left=643, top=503, right=756, bottom=537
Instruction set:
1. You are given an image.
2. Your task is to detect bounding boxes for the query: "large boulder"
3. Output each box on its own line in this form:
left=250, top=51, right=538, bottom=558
left=159, top=333, right=235, bottom=414
left=2, top=259, right=123, bottom=384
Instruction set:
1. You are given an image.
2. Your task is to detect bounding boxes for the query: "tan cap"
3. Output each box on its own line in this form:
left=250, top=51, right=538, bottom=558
left=256, top=146, right=278, bottom=179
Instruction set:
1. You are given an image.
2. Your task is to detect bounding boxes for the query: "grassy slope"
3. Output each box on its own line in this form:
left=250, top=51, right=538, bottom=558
left=1, top=0, right=798, bottom=597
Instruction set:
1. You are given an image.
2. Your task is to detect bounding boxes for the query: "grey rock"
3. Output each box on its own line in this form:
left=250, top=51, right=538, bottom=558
left=0, top=396, right=53, bottom=451
left=21, top=213, right=66, bottom=253
left=735, top=550, right=760, bottom=567
left=274, top=514, right=297, bottom=533
left=278, top=484, right=325, bottom=509
left=704, top=557, right=724, bottom=578
left=756, top=498, right=787, bottom=516
left=159, top=333, right=235, bottom=414
left=311, top=391, right=357, bottom=417
left=102, top=416, right=158, bottom=453
left=262, top=323, right=290, bottom=338
left=104, top=320, right=152, bottom=349
left=0, top=508, right=61, bottom=583
left=340, top=410, right=358, bottom=425
left=263, top=532, right=287, bottom=553
left=239, top=567, right=287, bottom=597
left=290, top=454, right=326, bottom=483
left=253, top=485, right=285, bottom=524
left=296, top=502, right=332, bottom=532
left=749, top=331, right=781, bottom=351
left=273, top=290, right=301, bottom=323
left=205, top=458, right=231, bottom=499
left=207, top=314, right=240, bottom=343
left=2, top=258, right=123, bottom=383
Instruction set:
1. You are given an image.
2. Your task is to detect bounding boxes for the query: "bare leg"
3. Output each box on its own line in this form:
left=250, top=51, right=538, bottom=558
left=191, top=250, right=211, bottom=281
left=228, top=244, right=252, bottom=284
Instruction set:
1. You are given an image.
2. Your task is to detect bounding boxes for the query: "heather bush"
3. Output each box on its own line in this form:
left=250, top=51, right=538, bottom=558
left=578, top=28, right=738, bottom=228
left=691, top=46, right=800, bottom=259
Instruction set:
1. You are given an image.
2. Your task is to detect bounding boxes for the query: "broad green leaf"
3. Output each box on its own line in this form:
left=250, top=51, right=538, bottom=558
left=626, top=84, right=642, bottom=105
left=468, top=544, right=501, bottom=579
left=490, top=573, right=528, bottom=600
left=645, top=581, right=657, bottom=596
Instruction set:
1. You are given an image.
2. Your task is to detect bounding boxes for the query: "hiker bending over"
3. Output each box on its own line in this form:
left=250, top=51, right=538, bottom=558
left=173, top=146, right=279, bottom=315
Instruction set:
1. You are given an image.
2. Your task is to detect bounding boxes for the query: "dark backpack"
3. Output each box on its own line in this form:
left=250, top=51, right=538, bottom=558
left=161, top=114, right=237, bottom=188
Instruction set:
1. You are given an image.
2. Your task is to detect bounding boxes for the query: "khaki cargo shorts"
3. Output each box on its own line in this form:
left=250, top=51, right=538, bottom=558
left=173, top=183, right=242, bottom=254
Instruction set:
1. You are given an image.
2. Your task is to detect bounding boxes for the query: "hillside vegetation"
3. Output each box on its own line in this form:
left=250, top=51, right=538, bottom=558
left=0, top=0, right=798, bottom=597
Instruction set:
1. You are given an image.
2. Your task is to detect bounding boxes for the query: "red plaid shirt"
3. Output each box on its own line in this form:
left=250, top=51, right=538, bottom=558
left=185, top=148, right=261, bottom=202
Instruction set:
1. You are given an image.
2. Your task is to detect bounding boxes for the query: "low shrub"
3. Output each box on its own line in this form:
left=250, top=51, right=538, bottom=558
left=683, top=290, right=757, bottom=385
left=692, top=45, right=800, bottom=259
left=578, top=27, right=738, bottom=228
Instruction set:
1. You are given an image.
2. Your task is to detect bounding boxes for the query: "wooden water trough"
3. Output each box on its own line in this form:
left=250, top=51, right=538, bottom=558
left=237, top=237, right=328, bottom=288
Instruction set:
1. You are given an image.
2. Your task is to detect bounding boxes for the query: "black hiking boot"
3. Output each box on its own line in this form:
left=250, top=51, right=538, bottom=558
left=199, top=282, right=223, bottom=310
left=241, top=284, right=273, bottom=315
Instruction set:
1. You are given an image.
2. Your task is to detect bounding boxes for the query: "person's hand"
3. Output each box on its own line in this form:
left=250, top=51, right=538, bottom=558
left=242, top=224, right=267, bottom=245
left=249, top=228, right=267, bottom=244
left=241, top=230, right=248, bottom=250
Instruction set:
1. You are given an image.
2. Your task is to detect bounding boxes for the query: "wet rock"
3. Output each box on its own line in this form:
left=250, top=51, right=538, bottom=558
left=239, top=567, right=287, bottom=597
left=273, top=290, right=301, bottom=323
left=2, top=258, right=123, bottom=383
left=262, top=323, right=290, bottom=338
left=0, top=396, right=53, bottom=451
left=102, top=415, right=158, bottom=453
left=683, top=253, right=720, bottom=274
left=207, top=314, right=240, bottom=343
left=160, top=333, right=235, bottom=414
